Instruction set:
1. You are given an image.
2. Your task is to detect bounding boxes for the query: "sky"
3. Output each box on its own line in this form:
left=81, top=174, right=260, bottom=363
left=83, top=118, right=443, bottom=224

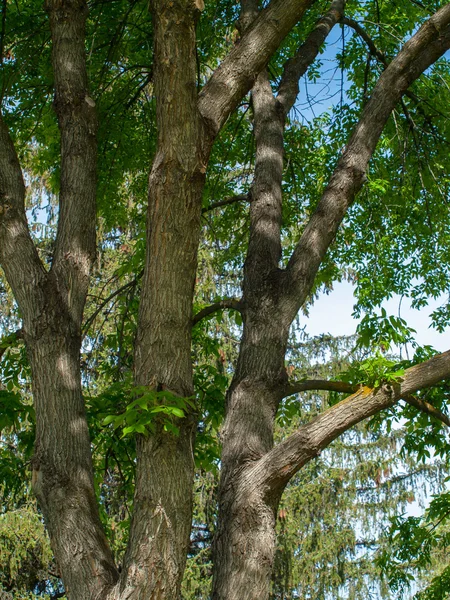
left=303, top=280, right=450, bottom=353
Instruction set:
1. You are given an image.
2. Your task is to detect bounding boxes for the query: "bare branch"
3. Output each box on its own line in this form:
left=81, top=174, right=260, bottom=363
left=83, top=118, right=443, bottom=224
left=193, top=298, right=242, bottom=326
left=251, top=349, right=450, bottom=493
left=284, top=379, right=355, bottom=396
left=198, top=0, right=315, bottom=135
left=277, top=0, right=346, bottom=114
left=281, top=5, right=450, bottom=322
left=403, top=394, right=450, bottom=427
left=202, top=194, right=248, bottom=214
left=46, top=0, right=98, bottom=326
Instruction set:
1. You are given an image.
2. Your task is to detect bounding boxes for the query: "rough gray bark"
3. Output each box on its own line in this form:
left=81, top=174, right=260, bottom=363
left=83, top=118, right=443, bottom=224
left=115, top=1, right=206, bottom=597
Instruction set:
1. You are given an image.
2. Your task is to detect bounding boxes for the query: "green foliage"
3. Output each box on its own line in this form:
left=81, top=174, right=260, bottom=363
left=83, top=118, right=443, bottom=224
left=378, top=492, right=450, bottom=599
left=102, top=386, right=196, bottom=438
left=339, top=351, right=405, bottom=389
left=0, top=501, right=59, bottom=599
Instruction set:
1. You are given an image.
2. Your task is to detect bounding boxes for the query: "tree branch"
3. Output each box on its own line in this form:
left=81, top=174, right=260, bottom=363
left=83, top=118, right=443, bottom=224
left=284, top=379, right=355, bottom=396
left=277, top=0, right=346, bottom=114
left=281, top=5, right=450, bottom=323
left=284, top=378, right=450, bottom=426
left=201, top=194, right=248, bottom=214
left=193, top=298, right=242, bottom=325
left=342, top=17, right=387, bottom=65
left=0, top=115, right=47, bottom=322
left=198, top=0, right=315, bottom=135
left=403, top=394, right=450, bottom=427
left=250, top=349, right=450, bottom=493
left=46, top=0, right=98, bottom=327
left=82, top=275, right=141, bottom=335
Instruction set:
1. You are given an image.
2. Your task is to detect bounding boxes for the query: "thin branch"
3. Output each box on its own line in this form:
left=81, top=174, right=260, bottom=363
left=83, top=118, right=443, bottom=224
left=284, top=379, right=356, bottom=396
left=82, top=274, right=142, bottom=335
left=202, top=194, right=248, bottom=214
left=192, top=298, right=242, bottom=326
left=342, top=17, right=387, bottom=65
left=403, top=394, right=450, bottom=427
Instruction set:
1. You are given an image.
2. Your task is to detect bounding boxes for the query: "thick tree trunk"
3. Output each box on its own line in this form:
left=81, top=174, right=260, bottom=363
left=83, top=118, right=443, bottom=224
left=117, top=2, right=207, bottom=597
left=29, top=308, right=118, bottom=598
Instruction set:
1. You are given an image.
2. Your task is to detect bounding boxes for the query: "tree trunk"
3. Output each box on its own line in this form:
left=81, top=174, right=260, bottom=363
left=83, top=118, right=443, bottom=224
left=29, top=299, right=118, bottom=598
left=116, top=1, right=207, bottom=597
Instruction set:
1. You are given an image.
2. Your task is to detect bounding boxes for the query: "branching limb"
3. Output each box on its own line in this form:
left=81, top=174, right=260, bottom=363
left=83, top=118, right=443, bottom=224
left=198, top=0, right=315, bottom=135
left=251, top=349, right=450, bottom=493
left=193, top=298, right=242, bottom=326
left=46, top=0, right=98, bottom=327
left=277, top=0, right=346, bottom=115
left=0, top=115, right=47, bottom=320
left=281, top=5, right=450, bottom=323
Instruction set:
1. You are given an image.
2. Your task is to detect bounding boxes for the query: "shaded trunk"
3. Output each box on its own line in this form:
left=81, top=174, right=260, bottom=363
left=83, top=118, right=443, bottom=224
left=28, top=285, right=118, bottom=598
left=212, top=309, right=290, bottom=599
left=118, top=1, right=208, bottom=597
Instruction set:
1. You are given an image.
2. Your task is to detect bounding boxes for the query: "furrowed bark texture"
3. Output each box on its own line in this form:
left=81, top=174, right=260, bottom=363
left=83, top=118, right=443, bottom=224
left=121, top=2, right=205, bottom=597
left=212, top=4, right=346, bottom=599
left=1, top=1, right=118, bottom=598
left=32, top=2, right=118, bottom=597
left=212, top=4, right=450, bottom=600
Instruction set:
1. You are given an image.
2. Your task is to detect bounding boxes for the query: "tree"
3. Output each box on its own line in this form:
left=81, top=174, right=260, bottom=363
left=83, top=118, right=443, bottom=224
left=1, top=0, right=450, bottom=599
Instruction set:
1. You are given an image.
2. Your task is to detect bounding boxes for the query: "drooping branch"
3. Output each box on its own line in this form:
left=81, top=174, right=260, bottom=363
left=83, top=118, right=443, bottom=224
left=46, top=0, right=98, bottom=327
left=193, top=299, right=242, bottom=325
left=0, top=115, right=47, bottom=321
left=277, top=0, right=346, bottom=115
left=342, top=17, right=387, bottom=65
left=403, top=394, right=450, bottom=427
left=198, top=0, right=315, bottom=135
left=251, top=349, right=450, bottom=493
left=281, top=5, right=450, bottom=323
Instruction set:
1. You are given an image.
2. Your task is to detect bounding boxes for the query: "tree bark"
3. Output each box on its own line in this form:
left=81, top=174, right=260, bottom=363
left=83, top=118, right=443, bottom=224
left=1, top=2, right=119, bottom=597
left=116, top=1, right=207, bottom=597
left=212, top=4, right=450, bottom=600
